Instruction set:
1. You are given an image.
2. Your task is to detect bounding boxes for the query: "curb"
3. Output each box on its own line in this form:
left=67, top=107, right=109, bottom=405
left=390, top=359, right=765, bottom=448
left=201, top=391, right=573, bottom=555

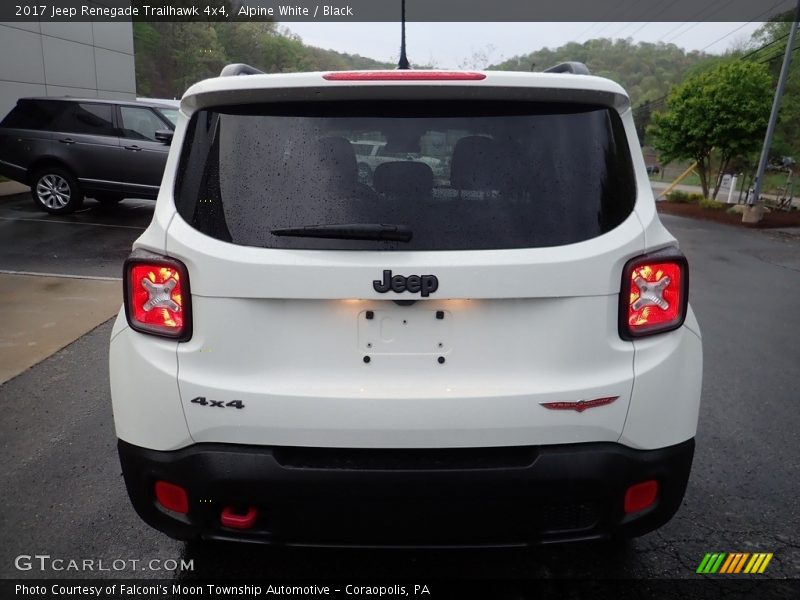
left=0, top=181, right=29, bottom=197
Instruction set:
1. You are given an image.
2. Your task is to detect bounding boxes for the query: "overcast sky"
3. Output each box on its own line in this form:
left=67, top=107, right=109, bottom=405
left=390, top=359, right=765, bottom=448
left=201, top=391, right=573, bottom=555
left=282, top=22, right=765, bottom=68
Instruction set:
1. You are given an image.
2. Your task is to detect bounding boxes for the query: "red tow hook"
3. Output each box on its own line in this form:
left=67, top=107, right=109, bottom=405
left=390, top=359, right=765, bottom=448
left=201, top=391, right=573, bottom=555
left=220, top=506, right=258, bottom=529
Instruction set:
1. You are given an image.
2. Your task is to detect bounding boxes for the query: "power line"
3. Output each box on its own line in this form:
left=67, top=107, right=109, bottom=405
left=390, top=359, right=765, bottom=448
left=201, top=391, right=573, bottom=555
left=575, top=0, right=633, bottom=40
left=739, top=32, right=790, bottom=61
left=627, top=21, right=653, bottom=38
left=575, top=22, right=602, bottom=41
left=577, top=0, right=637, bottom=40
left=661, top=0, right=737, bottom=43
left=628, top=2, right=687, bottom=40
left=633, top=0, right=796, bottom=112
left=610, top=2, right=667, bottom=39
left=699, top=0, right=792, bottom=52
left=700, top=23, right=757, bottom=52
left=758, top=40, right=800, bottom=63
left=633, top=31, right=797, bottom=113
left=610, top=22, right=637, bottom=38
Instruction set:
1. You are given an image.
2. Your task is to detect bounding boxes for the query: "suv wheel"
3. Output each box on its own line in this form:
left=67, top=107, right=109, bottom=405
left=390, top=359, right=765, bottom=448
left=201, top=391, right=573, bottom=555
left=31, top=167, right=83, bottom=214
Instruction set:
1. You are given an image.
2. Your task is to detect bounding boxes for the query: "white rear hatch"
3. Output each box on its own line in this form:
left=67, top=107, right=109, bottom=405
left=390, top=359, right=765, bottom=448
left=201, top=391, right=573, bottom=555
left=161, top=72, right=648, bottom=448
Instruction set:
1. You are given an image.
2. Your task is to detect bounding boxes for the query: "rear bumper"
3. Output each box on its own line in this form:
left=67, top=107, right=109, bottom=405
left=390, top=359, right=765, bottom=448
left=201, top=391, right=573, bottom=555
left=118, top=438, right=694, bottom=547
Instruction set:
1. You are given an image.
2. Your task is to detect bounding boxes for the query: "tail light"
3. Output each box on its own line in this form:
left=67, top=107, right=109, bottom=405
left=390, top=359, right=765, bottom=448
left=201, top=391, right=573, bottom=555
left=123, top=251, right=192, bottom=341
left=620, top=248, right=688, bottom=340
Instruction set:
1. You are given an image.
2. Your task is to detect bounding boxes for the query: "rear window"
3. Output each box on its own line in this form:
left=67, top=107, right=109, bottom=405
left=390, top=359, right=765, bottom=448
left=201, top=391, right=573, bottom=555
left=175, top=101, right=636, bottom=251
left=0, top=99, right=67, bottom=130
left=54, top=103, right=115, bottom=136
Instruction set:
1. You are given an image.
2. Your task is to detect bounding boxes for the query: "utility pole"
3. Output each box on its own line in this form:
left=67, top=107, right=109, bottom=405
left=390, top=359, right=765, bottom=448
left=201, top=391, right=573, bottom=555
left=750, top=0, right=800, bottom=216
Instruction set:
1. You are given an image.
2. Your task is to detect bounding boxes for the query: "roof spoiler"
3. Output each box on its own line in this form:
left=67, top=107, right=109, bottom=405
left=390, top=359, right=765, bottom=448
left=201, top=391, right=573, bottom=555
left=220, top=63, right=265, bottom=77
left=543, top=62, right=591, bottom=75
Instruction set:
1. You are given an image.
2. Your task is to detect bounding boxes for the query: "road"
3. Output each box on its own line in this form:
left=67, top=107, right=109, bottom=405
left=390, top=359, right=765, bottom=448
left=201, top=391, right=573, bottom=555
left=0, top=196, right=798, bottom=584
left=0, top=194, right=152, bottom=382
left=0, top=192, right=152, bottom=278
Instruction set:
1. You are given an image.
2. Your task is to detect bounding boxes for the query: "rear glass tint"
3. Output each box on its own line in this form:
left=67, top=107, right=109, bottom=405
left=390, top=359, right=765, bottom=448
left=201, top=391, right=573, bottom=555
left=175, top=101, right=636, bottom=251
left=0, top=99, right=67, bottom=130
left=55, top=103, right=115, bottom=136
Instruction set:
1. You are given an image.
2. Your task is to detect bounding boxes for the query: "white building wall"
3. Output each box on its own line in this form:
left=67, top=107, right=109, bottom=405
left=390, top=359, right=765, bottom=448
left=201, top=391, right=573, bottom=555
left=0, top=17, right=136, bottom=119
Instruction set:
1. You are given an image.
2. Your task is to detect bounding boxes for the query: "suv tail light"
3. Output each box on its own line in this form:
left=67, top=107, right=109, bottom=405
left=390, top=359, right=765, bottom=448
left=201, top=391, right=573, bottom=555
left=620, top=248, right=688, bottom=340
left=123, top=251, right=192, bottom=341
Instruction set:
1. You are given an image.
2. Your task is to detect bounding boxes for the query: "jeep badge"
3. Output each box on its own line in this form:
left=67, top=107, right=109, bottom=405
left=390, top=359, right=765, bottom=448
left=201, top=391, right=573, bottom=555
left=373, top=270, right=439, bottom=297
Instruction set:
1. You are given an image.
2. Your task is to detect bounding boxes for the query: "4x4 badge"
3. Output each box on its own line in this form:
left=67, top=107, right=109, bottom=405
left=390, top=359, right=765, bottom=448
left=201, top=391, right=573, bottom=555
left=373, top=270, right=439, bottom=297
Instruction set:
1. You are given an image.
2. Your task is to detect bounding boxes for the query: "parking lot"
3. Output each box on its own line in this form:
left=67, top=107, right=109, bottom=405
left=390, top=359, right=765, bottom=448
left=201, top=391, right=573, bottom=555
left=0, top=188, right=799, bottom=582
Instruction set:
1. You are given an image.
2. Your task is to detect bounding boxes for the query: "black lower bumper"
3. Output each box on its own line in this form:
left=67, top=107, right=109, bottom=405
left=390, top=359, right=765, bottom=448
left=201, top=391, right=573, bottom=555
left=118, top=438, right=694, bottom=547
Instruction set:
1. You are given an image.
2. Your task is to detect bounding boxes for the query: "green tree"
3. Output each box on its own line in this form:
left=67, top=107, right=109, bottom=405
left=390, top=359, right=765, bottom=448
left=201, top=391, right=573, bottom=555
left=491, top=38, right=712, bottom=140
left=134, top=21, right=392, bottom=98
left=133, top=22, right=225, bottom=97
left=132, top=22, right=161, bottom=96
left=648, top=60, right=772, bottom=198
left=633, top=102, right=651, bottom=146
left=171, top=23, right=227, bottom=93
left=492, top=38, right=710, bottom=106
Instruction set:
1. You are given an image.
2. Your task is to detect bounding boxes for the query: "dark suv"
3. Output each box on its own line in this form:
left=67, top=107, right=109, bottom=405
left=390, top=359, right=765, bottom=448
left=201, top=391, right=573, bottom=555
left=0, top=97, right=177, bottom=214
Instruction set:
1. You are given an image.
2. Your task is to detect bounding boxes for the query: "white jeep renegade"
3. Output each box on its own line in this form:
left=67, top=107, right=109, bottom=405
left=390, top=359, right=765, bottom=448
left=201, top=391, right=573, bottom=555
left=109, top=63, right=702, bottom=546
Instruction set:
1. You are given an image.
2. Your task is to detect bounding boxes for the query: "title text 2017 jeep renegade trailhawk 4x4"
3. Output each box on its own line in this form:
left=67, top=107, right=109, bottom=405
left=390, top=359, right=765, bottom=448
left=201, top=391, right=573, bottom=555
left=110, top=64, right=702, bottom=546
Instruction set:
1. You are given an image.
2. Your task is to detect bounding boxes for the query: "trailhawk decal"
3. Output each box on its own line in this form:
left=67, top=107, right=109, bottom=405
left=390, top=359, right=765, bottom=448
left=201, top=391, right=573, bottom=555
left=540, top=396, right=619, bottom=413
left=373, top=270, right=439, bottom=297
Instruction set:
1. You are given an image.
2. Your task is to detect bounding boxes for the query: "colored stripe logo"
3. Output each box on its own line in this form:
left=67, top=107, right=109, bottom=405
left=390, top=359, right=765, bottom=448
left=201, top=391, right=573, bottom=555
left=697, top=553, right=773, bottom=574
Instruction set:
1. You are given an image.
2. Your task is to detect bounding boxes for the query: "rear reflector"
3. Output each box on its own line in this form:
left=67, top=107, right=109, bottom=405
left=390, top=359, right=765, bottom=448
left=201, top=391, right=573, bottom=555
left=540, top=396, right=618, bottom=412
left=123, top=253, right=192, bottom=341
left=323, top=71, right=486, bottom=81
left=154, top=481, right=189, bottom=514
left=220, top=506, right=259, bottom=530
left=620, top=249, right=688, bottom=339
left=624, top=480, right=659, bottom=514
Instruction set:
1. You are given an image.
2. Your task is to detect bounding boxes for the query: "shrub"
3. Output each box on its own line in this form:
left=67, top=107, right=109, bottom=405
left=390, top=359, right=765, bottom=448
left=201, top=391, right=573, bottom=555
left=666, top=190, right=691, bottom=203
left=688, top=193, right=706, bottom=203
left=699, top=197, right=725, bottom=209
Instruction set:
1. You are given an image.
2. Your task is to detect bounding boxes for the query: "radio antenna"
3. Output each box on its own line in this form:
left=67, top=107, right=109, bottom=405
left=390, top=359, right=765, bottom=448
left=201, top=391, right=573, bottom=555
left=397, top=0, right=410, bottom=69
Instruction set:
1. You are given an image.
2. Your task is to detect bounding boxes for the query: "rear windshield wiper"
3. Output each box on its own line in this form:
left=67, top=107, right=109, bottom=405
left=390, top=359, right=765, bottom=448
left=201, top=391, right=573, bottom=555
left=271, top=223, right=413, bottom=242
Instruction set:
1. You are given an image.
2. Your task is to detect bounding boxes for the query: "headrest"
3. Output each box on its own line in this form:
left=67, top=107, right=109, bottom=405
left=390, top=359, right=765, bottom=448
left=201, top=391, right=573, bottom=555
left=373, top=161, right=434, bottom=198
left=317, top=136, right=357, bottom=188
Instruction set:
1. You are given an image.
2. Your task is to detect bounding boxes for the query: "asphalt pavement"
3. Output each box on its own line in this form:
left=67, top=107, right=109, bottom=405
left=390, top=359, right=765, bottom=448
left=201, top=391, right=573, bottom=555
left=0, top=193, right=152, bottom=382
left=0, top=192, right=151, bottom=278
left=0, top=200, right=798, bottom=584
